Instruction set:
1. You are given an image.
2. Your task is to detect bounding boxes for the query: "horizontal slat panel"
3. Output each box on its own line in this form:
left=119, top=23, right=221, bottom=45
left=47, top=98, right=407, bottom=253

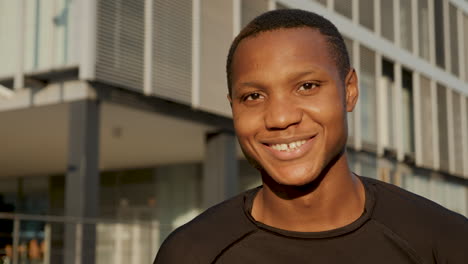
left=152, top=0, right=192, bottom=104
left=96, top=0, right=145, bottom=91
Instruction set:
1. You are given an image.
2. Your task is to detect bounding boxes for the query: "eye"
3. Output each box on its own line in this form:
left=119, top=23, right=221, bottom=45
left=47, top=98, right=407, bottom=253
left=244, top=93, right=264, bottom=101
left=298, top=82, right=318, bottom=91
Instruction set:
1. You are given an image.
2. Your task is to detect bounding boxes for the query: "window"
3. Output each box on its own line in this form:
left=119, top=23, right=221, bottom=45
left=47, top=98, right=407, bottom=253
left=354, top=152, right=378, bottom=179
left=343, top=37, right=354, bottom=141
left=380, top=0, right=394, bottom=41
left=344, top=37, right=353, bottom=66
left=464, top=14, right=468, bottom=81
left=419, top=76, right=433, bottom=167
left=334, top=0, right=353, bottom=19
left=311, top=0, right=327, bottom=6
left=434, top=0, right=445, bottom=68
left=452, top=92, right=463, bottom=175
left=359, top=46, right=377, bottom=146
left=241, top=0, right=269, bottom=27
left=403, top=172, right=430, bottom=198
left=0, top=1, right=19, bottom=77
left=400, top=0, right=413, bottom=52
left=276, top=3, right=289, bottom=9
left=97, top=0, right=145, bottom=92
left=449, top=4, right=459, bottom=76
left=240, top=160, right=262, bottom=191
left=23, top=0, right=74, bottom=72
left=359, top=0, right=374, bottom=31
left=443, top=181, right=467, bottom=215
left=381, top=59, right=395, bottom=151
left=418, top=0, right=430, bottom=60
left=437, top=84, right=449, bottom=172
left=402, top=68, right=414, bottom=155
left=155, top=164, right=202, bottom=241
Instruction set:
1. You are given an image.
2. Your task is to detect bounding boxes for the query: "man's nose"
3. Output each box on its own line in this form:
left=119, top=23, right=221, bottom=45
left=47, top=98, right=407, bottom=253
left=264, top=95, right=302, bottom=130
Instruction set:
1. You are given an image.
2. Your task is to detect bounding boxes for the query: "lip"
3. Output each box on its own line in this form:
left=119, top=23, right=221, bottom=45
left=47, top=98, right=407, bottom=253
left=261, top=135, right=317, bottom=161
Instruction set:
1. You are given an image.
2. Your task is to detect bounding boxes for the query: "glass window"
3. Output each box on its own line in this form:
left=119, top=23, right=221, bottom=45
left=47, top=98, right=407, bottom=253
left=434, top=0, right=445, bottom=69
left=343, top=37, right=354, bottom=142
left=23, top=0, right=74, bottom=72
left=356, top=152, right=378, bottom=179
left=381, top=59, right=395, bottom=151
left=449, top=4, right=459, bottom=76
left=464, top=14, right=468, bottom=81
left=402, top=68, right=414, bottom=155
left=343, top=37, right=353, bottom=66
left=418, top=0, right=430, bottom=60
left=100, top=168, right=158, bottom=218
left=429, top=175, right=445, bottom=205
left=359, top=46, right=377, bottom=146
left=155, top=164, right=202, bottom=243
left=276, top=3, right=289, bottom=9
left=381, top=0, right=394, bottom=41
left=239, top=160, right=261, bottom=191
left=419, top=76, right=433, bottom=167
left=400, top=0, right=413, bottom=52
left=403, top=172, right=430, bottom=198
left=151, top=0, right=191, bottom=101
left=452, top=92, right=463, bottom=175
left=312, top=0, right=327, bottom=6
left=0, top=1, right=19, bottom=77
left=334, top=0, right=353, bottom=19
left=241, top=0, right=269, bottom=27
left=0, top=178, right=18, bottom=213
left=443, top=181, right=467, bottom=216
left=359, top=0, right=374, bottom=31
left=404, top=172, right=467, bottom=217
left=437, top=84, right=449, bottom=172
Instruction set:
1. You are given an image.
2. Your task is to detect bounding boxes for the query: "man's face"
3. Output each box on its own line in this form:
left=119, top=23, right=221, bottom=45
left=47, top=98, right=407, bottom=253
left=229, top=27, right=357, bottom=186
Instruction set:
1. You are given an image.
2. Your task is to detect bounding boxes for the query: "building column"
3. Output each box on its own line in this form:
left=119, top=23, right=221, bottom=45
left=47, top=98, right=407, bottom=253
left=64, top=99, right=100, bottom=264
left=203, top=131, right=238, bottom=209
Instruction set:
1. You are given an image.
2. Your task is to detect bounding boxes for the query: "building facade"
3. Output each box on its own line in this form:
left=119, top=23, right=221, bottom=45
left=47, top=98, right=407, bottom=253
left=0, top=0, right=467, bottom=263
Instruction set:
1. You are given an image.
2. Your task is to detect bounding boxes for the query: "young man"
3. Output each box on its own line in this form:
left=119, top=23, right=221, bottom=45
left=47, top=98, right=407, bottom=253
left=155, top=9, right=467, bottom=264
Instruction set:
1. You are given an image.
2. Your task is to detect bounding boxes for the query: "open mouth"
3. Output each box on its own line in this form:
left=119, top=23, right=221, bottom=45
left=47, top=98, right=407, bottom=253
left=270, top=140, right=307, bottom=152
left=263, top=136, right=316, bottom=153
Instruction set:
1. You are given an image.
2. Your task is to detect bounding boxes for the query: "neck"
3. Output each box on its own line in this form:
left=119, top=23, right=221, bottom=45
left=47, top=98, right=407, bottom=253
left=252, top=153, right=365, bottom=232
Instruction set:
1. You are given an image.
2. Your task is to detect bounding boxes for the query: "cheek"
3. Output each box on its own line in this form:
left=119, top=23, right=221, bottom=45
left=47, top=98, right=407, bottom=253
left=302, top=96, right=347, bottom=137
left=233, top=108, right=262, bottom=139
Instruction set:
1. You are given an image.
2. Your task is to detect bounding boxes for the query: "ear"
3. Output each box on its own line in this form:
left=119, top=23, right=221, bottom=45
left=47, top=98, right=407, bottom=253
left=344, top=69, right=359, bottom=112
left=227, top=93, right=233, bottom=108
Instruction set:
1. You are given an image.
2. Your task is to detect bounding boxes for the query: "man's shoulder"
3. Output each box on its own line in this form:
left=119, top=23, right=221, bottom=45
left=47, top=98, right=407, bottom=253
left=362, top=177, right=468, bottom=262
left=363, top=177, right=466, bottom=225
left=154, top=189, right=258, bottom=264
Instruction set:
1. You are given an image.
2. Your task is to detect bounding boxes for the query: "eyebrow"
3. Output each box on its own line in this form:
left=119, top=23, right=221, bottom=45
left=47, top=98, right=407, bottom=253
left=238, top=81, right=263, bottom=89
left=239, top=70, right=318, bottom=87
left=288, top=70, right=318, bottom=81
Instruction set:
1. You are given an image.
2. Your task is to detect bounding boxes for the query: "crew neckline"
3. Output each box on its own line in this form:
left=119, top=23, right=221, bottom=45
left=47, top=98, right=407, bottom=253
left=242, top=176, right=376, bottom=239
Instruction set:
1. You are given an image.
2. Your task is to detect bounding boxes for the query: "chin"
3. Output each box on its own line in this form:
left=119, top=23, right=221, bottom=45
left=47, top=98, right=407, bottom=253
left=262, top=163, right=324, bottom=187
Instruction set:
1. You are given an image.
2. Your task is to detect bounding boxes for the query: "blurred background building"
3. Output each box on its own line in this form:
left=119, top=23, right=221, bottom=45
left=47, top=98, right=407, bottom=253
left=0, top=0, right=467, bottom=263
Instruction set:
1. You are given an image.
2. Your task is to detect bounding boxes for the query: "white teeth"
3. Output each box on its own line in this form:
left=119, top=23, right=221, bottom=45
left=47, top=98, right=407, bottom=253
left=271, top=140, right=307, bottom=152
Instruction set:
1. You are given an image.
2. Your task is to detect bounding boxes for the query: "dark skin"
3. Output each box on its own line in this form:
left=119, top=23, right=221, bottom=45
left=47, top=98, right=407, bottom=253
left=228, top=27, right=365, bottom=232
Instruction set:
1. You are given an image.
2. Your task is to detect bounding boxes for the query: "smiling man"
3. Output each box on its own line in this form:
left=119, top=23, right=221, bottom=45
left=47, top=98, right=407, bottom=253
left=154, top=9, right=467, bottom=264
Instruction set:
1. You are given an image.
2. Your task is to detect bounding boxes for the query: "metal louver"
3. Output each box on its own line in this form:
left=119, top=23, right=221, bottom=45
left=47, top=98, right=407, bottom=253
left=96, top=0, right=145, bottom=91
left=334, top=0, right=352, bottom=20
left=152, top=0, right=192, bottom=104
left=419, top=76, right=434, bottom=168
left=452, top=92, right=463, bottom=175
left=437, top=84, right=449, bottom=172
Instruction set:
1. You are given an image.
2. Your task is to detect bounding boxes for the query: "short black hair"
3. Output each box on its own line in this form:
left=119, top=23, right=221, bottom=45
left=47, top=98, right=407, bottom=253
left=226, top=9, right=351, bottom=95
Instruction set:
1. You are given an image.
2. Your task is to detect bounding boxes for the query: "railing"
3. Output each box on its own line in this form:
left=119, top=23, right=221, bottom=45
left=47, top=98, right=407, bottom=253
left=0, top=213, right=168, bottom=264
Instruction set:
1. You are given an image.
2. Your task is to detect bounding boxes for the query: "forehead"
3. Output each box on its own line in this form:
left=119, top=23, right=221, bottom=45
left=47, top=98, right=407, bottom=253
left=231, top=27, right=337, bottom=83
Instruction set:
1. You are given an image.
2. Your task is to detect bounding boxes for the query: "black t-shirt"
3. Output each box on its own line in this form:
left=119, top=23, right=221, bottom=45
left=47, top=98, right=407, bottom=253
left=154, top=177, right=468, bottom=263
